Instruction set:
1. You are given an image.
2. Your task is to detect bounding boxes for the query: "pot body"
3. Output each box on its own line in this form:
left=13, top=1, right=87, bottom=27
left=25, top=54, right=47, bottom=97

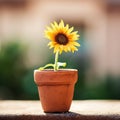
left=34, top=69, right=78, bottom=113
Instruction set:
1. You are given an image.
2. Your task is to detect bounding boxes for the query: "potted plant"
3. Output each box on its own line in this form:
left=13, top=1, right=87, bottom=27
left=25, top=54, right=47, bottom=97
left=34, top=20, right=80, bottom=113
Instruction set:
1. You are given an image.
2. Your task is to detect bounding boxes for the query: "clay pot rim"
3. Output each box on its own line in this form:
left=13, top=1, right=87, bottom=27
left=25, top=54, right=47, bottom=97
left=34, top=69, right=77, bottom=73
left=34, top=69, right=78, bottom=86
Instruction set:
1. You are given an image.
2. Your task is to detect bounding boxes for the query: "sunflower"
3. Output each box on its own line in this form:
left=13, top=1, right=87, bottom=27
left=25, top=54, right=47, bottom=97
left=45, top=20, right=80, bottom=54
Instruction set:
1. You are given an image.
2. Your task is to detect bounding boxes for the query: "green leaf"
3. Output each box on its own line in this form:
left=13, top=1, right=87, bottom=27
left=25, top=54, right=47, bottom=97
left=57, top=62, right=66, bottom=69
left=38, top=63, right=54, bottom=70
left=38, top=62, right=67, bottom=71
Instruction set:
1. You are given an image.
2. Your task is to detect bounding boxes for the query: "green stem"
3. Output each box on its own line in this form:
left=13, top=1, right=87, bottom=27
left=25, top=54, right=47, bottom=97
left=54, top=51, right=59, bottom=71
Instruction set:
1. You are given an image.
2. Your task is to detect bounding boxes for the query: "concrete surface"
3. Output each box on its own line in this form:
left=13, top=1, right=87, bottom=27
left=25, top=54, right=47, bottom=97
left=0, top=100, right=120, bottom=120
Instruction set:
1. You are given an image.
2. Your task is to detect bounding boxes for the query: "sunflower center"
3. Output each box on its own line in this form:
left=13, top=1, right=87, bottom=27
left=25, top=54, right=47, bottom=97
left=55, top=33, right=68, bottom=45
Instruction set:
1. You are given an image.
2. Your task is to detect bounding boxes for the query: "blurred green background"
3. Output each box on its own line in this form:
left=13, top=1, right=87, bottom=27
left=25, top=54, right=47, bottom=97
left=0, top=36, right=120, bottom=100
left=0, top=0, right=120, bottom=100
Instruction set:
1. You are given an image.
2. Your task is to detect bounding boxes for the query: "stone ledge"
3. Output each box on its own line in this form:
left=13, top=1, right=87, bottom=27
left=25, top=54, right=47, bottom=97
left=0, top=100, right=120, bottom=120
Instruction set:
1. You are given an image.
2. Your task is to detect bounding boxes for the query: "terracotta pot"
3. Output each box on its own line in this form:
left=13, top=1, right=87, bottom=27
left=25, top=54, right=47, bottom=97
left=34, top=69, right=78, bottom=113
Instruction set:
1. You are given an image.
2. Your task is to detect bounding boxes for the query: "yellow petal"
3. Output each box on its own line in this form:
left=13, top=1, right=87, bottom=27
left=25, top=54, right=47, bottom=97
left=46, top=26, right=53, bottom=32
left=71, top=46, right=78, bottom=52
left=67, top=27, right=74, bottom=33
left=73, top=42, right=80, bottom=46
left=59, top=20, right=64, bottom=28
left=54, top=21, right=59, bottom=28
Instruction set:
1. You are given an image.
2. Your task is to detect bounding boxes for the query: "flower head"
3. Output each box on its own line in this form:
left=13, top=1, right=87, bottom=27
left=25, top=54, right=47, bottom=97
left=45, top=20, right=80, bottom=54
